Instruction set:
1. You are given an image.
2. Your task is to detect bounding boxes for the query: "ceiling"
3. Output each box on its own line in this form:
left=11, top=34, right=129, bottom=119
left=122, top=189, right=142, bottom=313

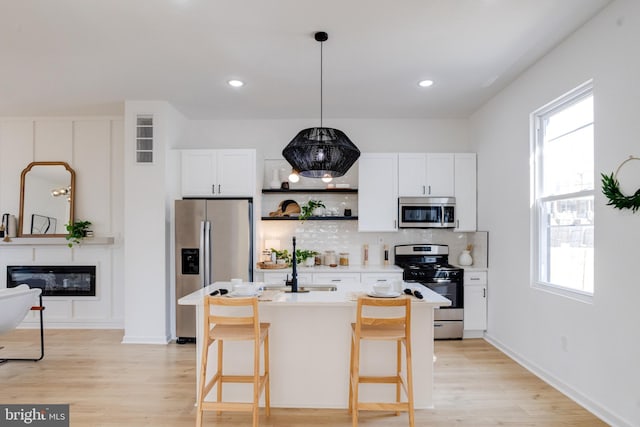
left=0, top=0, right=611, bottom=119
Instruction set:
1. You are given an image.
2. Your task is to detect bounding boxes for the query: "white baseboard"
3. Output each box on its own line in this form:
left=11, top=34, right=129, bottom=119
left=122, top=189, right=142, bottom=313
left=484, top=333, right=633, bottom=427
left=121, top=335, right=170, bottom=345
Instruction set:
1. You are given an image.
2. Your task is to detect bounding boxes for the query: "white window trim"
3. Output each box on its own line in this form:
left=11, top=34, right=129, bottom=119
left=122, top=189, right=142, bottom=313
left=530, top=80, right=594, bottom=303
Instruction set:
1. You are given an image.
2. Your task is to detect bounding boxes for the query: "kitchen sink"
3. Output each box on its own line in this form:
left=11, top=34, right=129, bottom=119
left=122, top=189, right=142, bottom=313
left=263, top=284, right=337, bottom=292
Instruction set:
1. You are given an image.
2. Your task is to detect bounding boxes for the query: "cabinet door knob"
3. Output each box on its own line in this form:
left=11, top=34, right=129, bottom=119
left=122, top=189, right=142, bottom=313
left=218, top=184, right=221, bottom=194
left=211, top=184, right=215, bottom=194
left=483, top=288, right=486, bottom=298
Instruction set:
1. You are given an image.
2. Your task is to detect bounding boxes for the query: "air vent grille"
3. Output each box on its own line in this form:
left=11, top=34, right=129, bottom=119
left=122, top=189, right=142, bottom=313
left=136, top=115, right=153, bottom=163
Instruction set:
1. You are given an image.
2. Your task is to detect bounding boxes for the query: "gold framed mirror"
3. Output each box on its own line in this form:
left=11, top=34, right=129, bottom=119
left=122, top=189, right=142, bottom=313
left=18, top=162, right=75, bottom=237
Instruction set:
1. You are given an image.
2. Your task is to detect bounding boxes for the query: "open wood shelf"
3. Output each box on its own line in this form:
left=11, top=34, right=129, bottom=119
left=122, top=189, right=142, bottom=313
left=262, top=188, right=357, bottom=194
left=261, top=216, right=358, bottom=221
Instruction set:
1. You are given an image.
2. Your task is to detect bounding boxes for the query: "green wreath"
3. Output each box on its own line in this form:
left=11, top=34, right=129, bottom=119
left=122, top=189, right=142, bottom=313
left=601, top=172, right=640, bottom=212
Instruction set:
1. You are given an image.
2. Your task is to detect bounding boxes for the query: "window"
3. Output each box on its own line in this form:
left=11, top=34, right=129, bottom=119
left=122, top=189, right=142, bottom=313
left=532, top=82, right=594, bottom=297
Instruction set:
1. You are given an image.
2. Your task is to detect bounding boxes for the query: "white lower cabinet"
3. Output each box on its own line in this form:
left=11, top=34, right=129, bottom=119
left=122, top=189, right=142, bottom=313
left=360, top=272, right=403, bottom=285
left=312, top=272, right=361, bottom=284
left=263, top=272, right=312, bottom=285
left=262, top=271, right=401, bottom=287
left=463, top=270, right=487, bottom=337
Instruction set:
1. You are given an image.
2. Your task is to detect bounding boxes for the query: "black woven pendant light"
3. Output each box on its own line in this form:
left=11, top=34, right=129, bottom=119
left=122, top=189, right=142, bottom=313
left=283, top=31, right=360, bottom=179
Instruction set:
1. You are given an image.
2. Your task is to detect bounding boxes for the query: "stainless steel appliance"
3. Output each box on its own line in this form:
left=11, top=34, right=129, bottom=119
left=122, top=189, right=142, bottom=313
left=398, top=197, right=455, bottom=228
left=175, top=198, right=253, bottom=343
left=394, top=244, right=463, bottom=339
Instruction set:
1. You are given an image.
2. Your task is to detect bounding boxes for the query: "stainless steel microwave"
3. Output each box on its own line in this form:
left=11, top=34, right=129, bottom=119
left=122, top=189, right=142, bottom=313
left=398, top=197, right=456, bottom=228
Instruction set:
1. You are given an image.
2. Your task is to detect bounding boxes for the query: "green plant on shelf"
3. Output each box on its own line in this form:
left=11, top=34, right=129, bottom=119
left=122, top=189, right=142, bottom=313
left=270, top=248, right=291, bottom=265
left=270, top=248, right=318, bottom=266
left=65, top=220, right=92, bottom=248
left=296, top=249, right=319, bottom=264
left=299, top=199, right=325, bottom=221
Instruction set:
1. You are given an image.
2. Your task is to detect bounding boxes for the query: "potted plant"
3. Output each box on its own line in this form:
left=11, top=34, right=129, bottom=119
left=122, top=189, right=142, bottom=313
left=299, top=199, right=325, bottom=221
left=65, top=220, right=92, bottom=248
left=270, top=248, right=291, bottom=265
left=296, top=249, right=319, bottom=267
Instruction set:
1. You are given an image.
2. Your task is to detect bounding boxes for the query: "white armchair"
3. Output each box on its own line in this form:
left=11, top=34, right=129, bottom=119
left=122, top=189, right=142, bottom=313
left=0, top=284, right=45, bottom=364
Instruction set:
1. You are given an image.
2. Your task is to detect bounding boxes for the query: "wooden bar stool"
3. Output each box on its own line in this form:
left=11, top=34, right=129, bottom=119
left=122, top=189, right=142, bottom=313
left=195, top=296, right=270, bottom=427
left=349, top=295, right=414, bottom=427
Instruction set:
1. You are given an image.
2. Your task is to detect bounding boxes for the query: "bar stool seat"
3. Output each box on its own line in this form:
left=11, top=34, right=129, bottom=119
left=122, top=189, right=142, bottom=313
left=349, top=295, right=414, bottom=427
left=196, top=296, right=270, bottom=427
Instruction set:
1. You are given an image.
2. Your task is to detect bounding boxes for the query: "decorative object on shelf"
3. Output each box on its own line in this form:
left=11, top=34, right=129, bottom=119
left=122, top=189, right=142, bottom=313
left=256, top=261, right=288, bottom=270
left=299, top=199, right=326, bottom=221
left=458, top=244, right=473, bottom=266
left=601, top=155, right=640, bottom=212
left=64, top=220, right=92, bottom=248
left=282, top=31, right=360, bottom=180
left=339, top=252, right=349, bottom=266
left=269, top=169, right=281, bottom=189
left=296, top=249, right=319, bottom=267
left=269, top=248, right=291, bottom=266
left=2, top=213, right=17, bottom=239
left=344, top=208, right=352, bottom=217
left=269, top=200, right=301, bottom=217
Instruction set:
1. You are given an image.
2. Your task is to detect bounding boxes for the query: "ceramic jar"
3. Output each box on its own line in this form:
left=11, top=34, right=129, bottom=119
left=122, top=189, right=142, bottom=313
left=458, top=250, right=473, bottom=266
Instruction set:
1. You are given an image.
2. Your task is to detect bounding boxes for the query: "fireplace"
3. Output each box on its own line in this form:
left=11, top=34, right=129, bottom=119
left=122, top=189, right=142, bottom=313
left=7, top=265, right=96, bottom=297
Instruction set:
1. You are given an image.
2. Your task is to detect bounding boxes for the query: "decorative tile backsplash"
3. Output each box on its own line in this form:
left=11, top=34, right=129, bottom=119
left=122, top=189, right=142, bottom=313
left=260, top=220, right=488, bottom=268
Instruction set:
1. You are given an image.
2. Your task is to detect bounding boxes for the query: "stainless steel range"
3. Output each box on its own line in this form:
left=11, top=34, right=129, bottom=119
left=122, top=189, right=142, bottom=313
left=394, top=244, right=464, bottom=339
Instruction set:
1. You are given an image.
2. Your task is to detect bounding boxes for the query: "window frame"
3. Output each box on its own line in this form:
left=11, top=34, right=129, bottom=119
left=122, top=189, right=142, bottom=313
left=530, top=80, right=594, bottom=302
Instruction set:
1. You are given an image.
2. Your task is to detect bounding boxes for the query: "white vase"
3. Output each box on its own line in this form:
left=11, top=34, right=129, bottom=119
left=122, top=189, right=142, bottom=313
left=304, top=257, right=315, bottom=267
left=269, top=169, right=281, bottom=189
left=458, top=250, right=473, bottom=266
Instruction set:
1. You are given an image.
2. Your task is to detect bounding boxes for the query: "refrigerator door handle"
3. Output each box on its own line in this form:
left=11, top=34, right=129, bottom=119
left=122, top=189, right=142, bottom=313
left=204, top=220, right=212, bottom=286
left=199, top=221, right=206, bottom=286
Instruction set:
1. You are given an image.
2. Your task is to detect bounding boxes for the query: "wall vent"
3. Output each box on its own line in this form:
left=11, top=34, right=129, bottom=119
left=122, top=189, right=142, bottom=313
left=135, top=115, right=153, bottom=163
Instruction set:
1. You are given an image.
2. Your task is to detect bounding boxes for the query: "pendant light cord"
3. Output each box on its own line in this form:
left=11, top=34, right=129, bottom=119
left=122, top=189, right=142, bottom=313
left=320, top=39, right=323, bottom=128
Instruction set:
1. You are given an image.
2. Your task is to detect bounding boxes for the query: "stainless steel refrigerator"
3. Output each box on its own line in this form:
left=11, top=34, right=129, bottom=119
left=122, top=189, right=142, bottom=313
left=175, top=198, right=253, bottom=342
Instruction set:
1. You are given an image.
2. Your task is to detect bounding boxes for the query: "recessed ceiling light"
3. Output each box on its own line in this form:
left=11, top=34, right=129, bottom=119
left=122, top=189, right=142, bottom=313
left=418, top=80, right=434, bottom=88
left=228, top=79, right=244, bottom=88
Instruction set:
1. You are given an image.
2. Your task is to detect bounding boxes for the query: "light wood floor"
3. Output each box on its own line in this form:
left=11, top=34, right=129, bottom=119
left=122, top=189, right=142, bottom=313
left=0, top=329, right=606, bottom=426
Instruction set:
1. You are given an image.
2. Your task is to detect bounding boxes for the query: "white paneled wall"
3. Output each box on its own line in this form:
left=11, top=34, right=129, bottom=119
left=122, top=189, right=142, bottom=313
left=0, top=117, right=124, bottom=329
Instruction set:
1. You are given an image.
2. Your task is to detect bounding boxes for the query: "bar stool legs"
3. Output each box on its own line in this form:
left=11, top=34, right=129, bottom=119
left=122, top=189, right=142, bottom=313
left=195, top=296, right=270, bottom=427
left=349, top=296, right=415, bottom=427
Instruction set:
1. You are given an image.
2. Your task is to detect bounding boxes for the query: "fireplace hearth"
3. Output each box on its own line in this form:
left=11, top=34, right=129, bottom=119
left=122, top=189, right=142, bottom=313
left=7, top=265, right=96, bottom=297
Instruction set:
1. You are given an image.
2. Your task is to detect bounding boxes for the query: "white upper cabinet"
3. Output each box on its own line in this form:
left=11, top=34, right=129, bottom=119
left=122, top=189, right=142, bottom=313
left=358, top=153, right=398, bottom=232
left=398, top=154, right=427, bottom=196
left=181, top=149, right=256, bottom=197
left=453, top=153, right=477, bottom=231
left=398, top=153, right=454, bottom=197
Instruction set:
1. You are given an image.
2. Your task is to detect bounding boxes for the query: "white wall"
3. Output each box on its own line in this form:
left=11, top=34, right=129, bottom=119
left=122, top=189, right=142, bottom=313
left=122, top=101, right=187, bottom=344
left=0, top=117, right=124, bottom=328
left=470, top=1, right=639, bottom=425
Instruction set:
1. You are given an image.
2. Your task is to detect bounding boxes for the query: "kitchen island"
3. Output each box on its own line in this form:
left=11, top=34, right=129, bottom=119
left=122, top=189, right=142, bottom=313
left=178, top=281, right=450, bottom=409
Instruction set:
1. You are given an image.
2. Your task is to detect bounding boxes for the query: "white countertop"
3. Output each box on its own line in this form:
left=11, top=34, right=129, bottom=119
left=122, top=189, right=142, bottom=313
left=255, top=264, right=403, bottom=273
left=178, top=281, right=451, bottom=308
